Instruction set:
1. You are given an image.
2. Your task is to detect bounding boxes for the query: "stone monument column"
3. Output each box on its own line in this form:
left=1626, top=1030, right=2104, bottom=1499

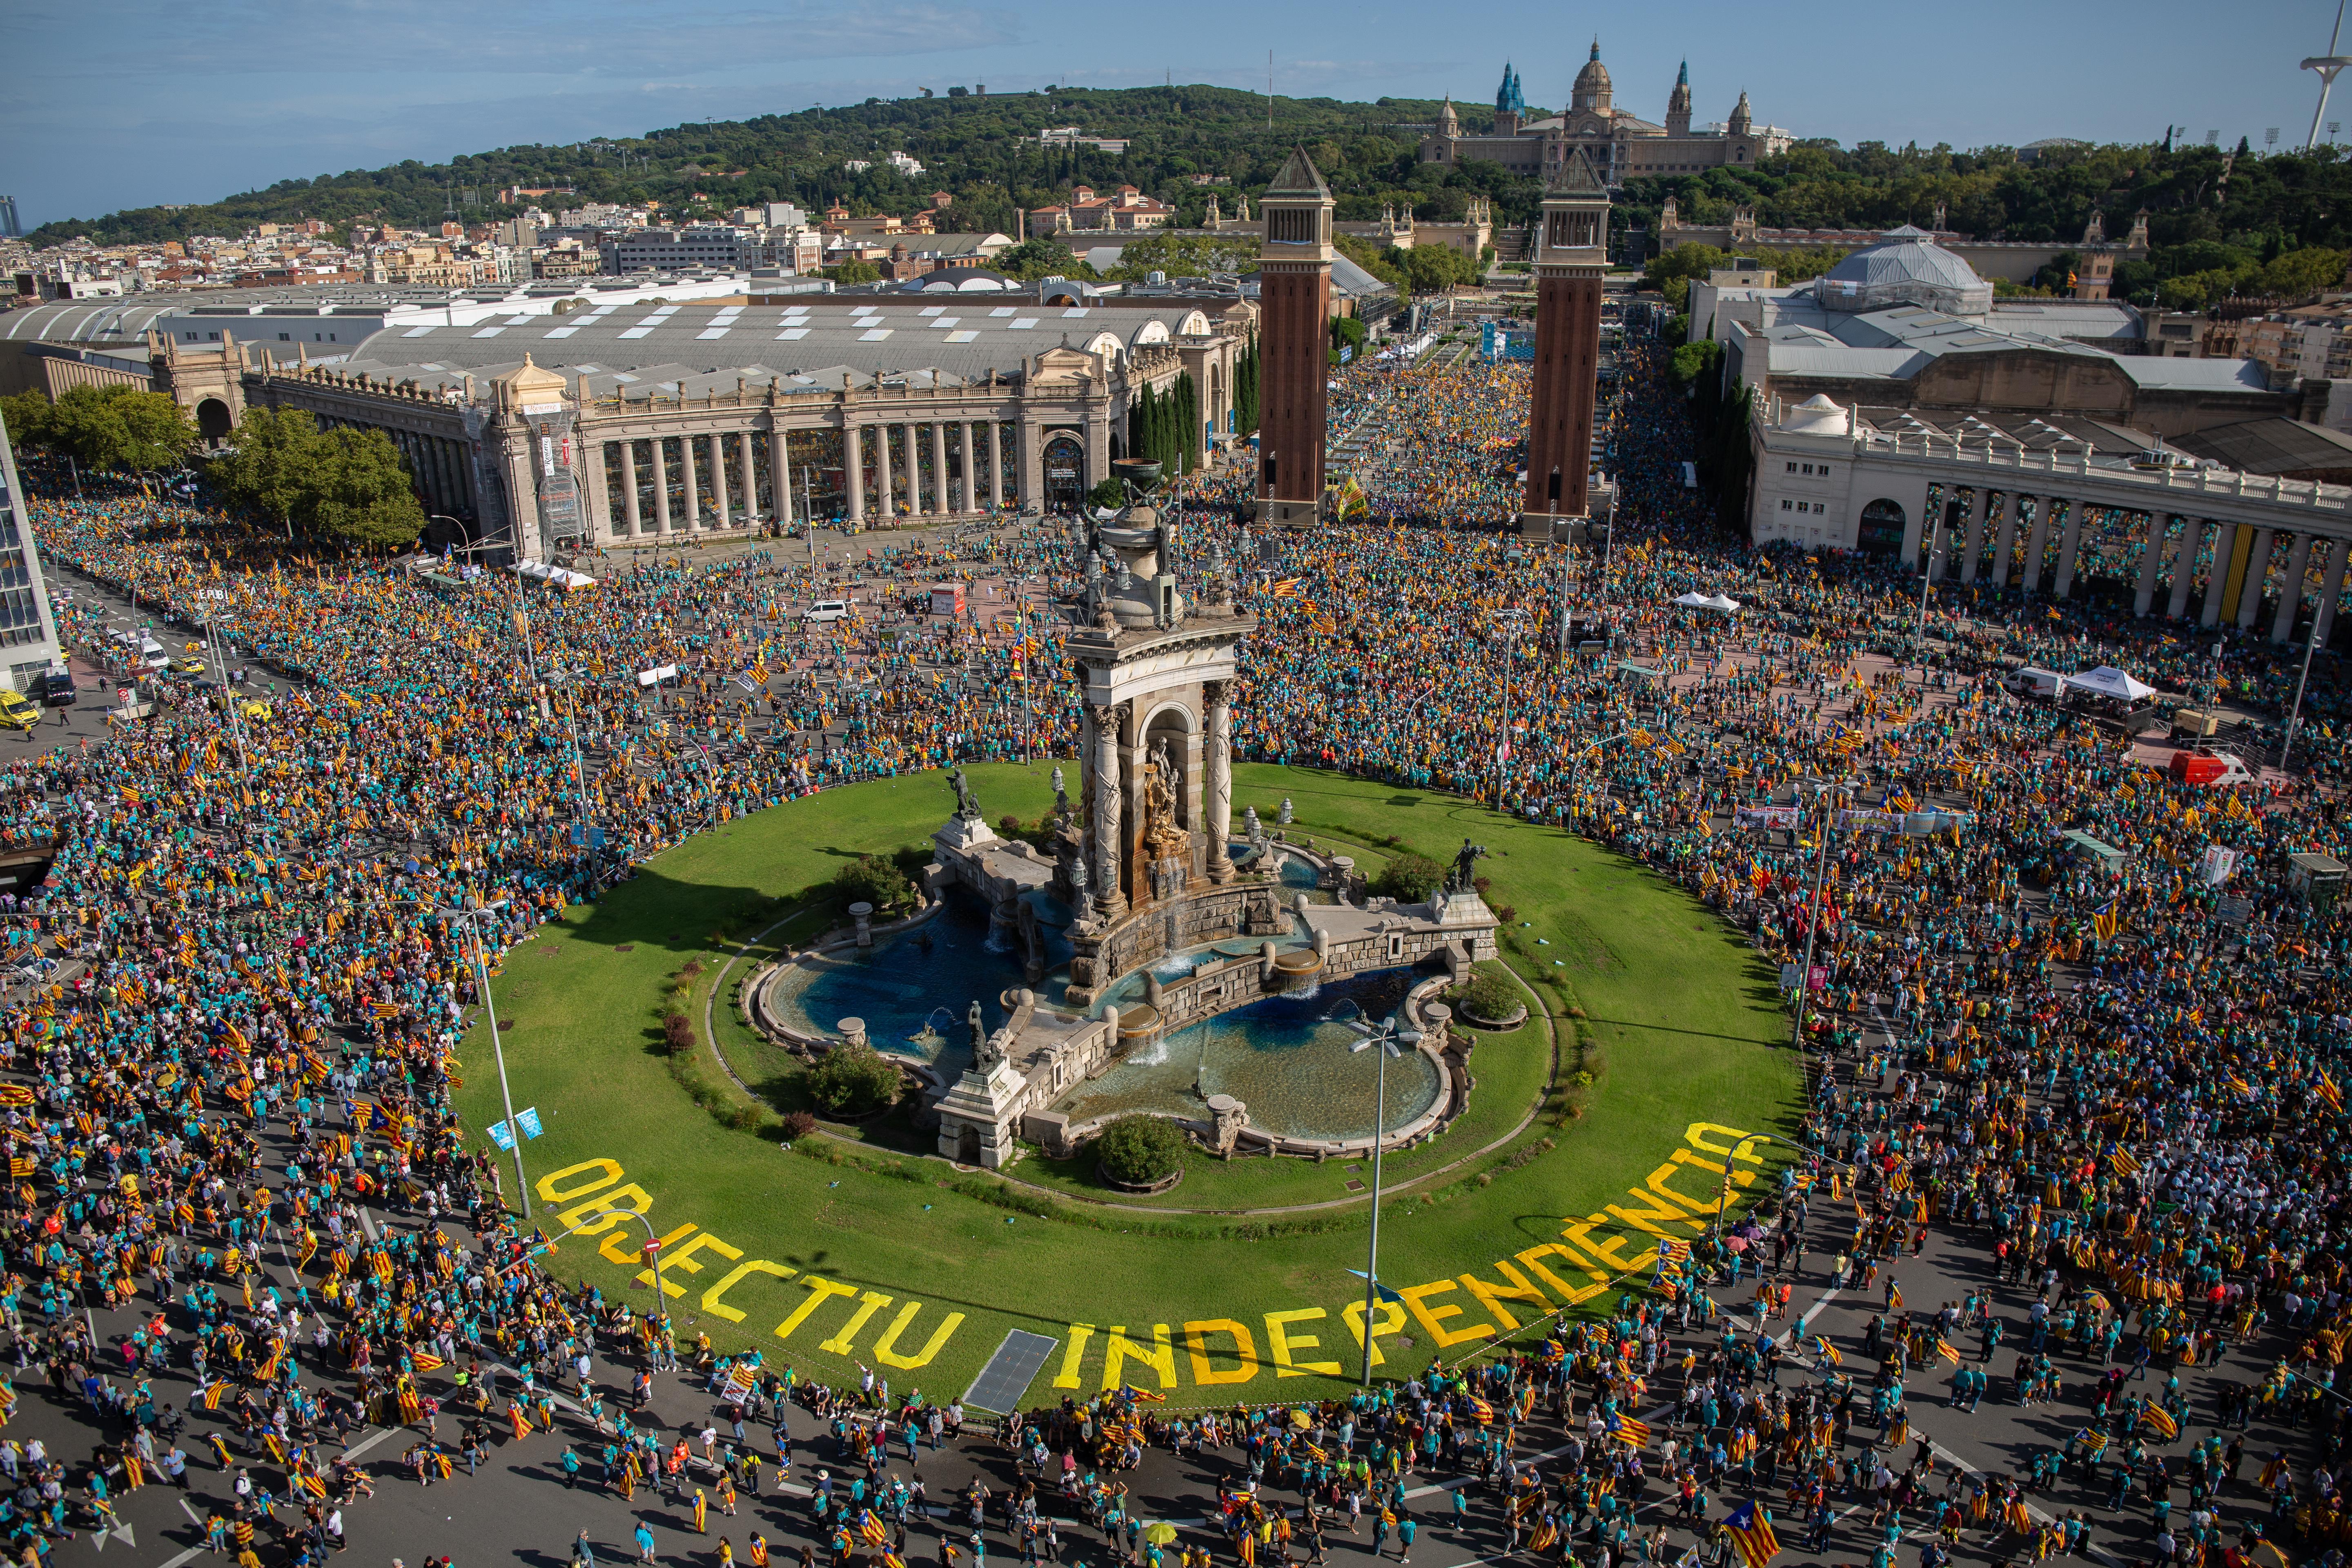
left=1093, top=699, right=1129, bottom=919
left=1204, top=679, right=1234, bottom=884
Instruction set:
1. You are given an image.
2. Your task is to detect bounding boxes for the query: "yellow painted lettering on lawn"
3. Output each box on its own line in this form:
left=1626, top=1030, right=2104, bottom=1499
left=1604, top=1181, right=1707, bottom=1239
left=1457, top=1261, right=1550, bottom=1331
left=1514, top=1244, right=1608, bottom=1304
left=638, top=1232, right=742, bottom=1298
left=1100, top=1325, right=1176, bottom=1391
left=1684, top=1122, right=1757, bottom=1159
left=1639, top=1161, right=1717, bottom=1219
left=536, top=1158, right=624, bottom=1205
left=821, top=1291, right=895, bottom=1355
left=604, top=1220, right=696, bottom=1281
left=773, top=1277, right=859, bottom=1346
left=562, top=1183, right=651, bottom=1236
left=1265, top=1308, right=1342, bottom=1377
left=1341, top=1301, right=1405, bottom=1368
left=1053, top=1325, right=1097, bottom=1390
left=701, top=1261, right=795, bottom=1324
left=1671, top=1147, right=1752, bottom=1193
left=873, top=1303, right=966, bottom=1370
left=1183, top=1320, right=1261, bottom=1385
left=1399, top=1281, right=1494, bottom=1350
left=1561, top=1217, right=1653, bottom=1276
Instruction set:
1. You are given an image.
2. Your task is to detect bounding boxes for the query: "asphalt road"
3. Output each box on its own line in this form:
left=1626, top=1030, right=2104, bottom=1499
left=2, top=1037, right=2313, bottom=1568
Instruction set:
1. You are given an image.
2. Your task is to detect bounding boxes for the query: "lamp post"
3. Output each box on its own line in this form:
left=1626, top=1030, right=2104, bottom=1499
left=440, top=902, right=531, bottom=1218
left=1788, top=779, right=1852, bottom=1059
left=1911, top=519, right=1945, bottom=684
left=1350, top=1016, right=1421, bottom=1385
left=2281, top=622, right=2324, bottom=774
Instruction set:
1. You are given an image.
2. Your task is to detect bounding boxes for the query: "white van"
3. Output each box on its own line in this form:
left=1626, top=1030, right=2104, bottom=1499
left=106, top=628, right=167, bottom=670
left=2003, top=667, right=2062, bottom=700
left=803, top=600, right=850, bottom=624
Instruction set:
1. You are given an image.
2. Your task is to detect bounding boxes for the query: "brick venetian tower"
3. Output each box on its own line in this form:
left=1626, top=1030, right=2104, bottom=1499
left=1255, top=147, right=1337, bottom=528
left=1523, top=147, right=1611, bottom=519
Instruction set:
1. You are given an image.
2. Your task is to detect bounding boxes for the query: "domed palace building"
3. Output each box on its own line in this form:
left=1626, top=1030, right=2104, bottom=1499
left=1419, top=46, right=1791, bottom=185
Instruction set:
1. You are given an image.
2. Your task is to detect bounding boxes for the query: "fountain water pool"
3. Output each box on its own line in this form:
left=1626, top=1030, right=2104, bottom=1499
left=764, top=885, right=1076, bottom=1075
left=1051, top=964, right=1443, bottom=1143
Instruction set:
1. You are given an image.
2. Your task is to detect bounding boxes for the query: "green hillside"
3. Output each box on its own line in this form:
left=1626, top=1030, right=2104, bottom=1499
left=31, top=86, right=2352, bottom=313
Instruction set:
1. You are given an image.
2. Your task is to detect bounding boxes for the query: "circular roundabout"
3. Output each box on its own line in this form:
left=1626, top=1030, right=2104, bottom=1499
left=457, top=761, right=1799, bottom=1408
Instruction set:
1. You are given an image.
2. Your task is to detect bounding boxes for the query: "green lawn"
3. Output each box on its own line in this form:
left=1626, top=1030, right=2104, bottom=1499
left=456, top=762, right=1799, bottom=1411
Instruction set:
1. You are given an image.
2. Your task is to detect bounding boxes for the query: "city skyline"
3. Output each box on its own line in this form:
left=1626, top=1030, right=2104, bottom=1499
left=2, top=0, right=2343, bottom=232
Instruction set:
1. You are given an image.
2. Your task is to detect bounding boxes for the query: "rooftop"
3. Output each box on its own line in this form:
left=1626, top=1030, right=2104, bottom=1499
left=285, top=297, right=1232, bottom=387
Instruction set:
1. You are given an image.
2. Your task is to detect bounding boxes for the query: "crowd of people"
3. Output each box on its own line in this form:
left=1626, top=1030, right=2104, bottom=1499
left=0, top=313, right=2341, bottom=1568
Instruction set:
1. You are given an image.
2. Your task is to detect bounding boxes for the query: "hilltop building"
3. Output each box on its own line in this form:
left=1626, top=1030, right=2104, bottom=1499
left=1420, top=45, right=1791, bottom=185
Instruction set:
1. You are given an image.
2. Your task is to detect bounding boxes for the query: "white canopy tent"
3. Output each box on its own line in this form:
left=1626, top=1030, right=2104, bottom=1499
left=510, top=561, right=599, bottom=593
left=2056, top=665, right=2156, bottom=703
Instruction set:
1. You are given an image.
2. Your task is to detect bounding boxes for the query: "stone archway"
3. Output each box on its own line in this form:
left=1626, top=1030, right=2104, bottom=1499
left=195, top=398, right=233, bottom=442
left=1042, top=432, right=1087, bottom=514
left=1857, top=498, right=1907, bottom=560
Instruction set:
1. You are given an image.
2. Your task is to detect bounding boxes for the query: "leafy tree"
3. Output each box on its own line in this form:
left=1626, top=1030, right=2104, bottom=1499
left=1086, top=477, right=1125, bottom=510
left=993, top=238, right=1087, bottom=281
left=831, top=852, right=915, bottom=913
left=1331, top=232, right=1405, bottom=290
left=1104, top=232, right=1258, bottom=280
left=1370, top=851, right=1444, bottom=903
left=823, top=260, right=882, bottom=285
left=1234, top=334, right=1259, bottom=435
left=804, top=1042, right=901, bottom=1116
left=1641, top=243, right=1728, bottom=308
left=2159, top=269, right=2240, bottom=311
left=212, top=405, right=327, bottom=535
left=41, top=385, right=194, bottom=475
left=1093, top=1114, right=1183, bottom=1184
left=1394, top=243, right=1480, bottom=294
left=0, top=393, right=54, bottom=452
left=307, top=428, right=425, bottom=548
left=1453, top=968, right=1519, bottom=1021
left=2261, top=247, right=2348, bottom=299
left=1668, top=340, right=1722, bottom=388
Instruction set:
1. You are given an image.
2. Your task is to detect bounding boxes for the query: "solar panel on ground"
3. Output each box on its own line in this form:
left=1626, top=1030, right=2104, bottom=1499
left=962, top=1330, right=1057, bottom=1412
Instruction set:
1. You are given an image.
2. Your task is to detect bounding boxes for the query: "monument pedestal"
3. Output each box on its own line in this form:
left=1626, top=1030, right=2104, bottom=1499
left=935, top=1056, right=1027, bottom=1169
left=933, top=815, right=1000, bottom=855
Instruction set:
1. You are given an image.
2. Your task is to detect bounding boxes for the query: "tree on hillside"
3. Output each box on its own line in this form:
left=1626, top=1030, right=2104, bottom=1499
left=994, top=238, right=1088, bottom=281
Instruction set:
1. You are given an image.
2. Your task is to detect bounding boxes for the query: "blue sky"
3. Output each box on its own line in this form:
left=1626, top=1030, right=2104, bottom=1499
left=3, top=0, right=2342, bottom=230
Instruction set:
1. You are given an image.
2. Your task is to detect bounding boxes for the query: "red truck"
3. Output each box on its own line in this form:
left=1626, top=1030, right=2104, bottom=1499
left=2168, top=749, right=2255, bottom=788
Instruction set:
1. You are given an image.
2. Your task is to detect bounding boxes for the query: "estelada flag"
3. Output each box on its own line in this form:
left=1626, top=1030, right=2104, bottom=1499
left=1610, top=1414, right=1649, bottom=1447
left=2142, top=1402, right=2178, bottom=1439
left=1723, top=1501, right=1779, bottom=1568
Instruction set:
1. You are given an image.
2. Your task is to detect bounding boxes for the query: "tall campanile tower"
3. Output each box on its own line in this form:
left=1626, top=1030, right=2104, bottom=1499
left=1523, top=148, right=1611, bottom=519
left=1256, top=147, right=1336, bottom=528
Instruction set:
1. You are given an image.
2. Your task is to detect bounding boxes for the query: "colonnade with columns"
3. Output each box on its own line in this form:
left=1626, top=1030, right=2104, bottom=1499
left=586, top=417, right=1030, bottom=539
left=1910, top=482, right=2352, bottom=647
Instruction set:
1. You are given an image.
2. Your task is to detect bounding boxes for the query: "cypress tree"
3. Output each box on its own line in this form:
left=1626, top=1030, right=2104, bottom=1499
left=1177, top=372, right=1199, bottom=473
